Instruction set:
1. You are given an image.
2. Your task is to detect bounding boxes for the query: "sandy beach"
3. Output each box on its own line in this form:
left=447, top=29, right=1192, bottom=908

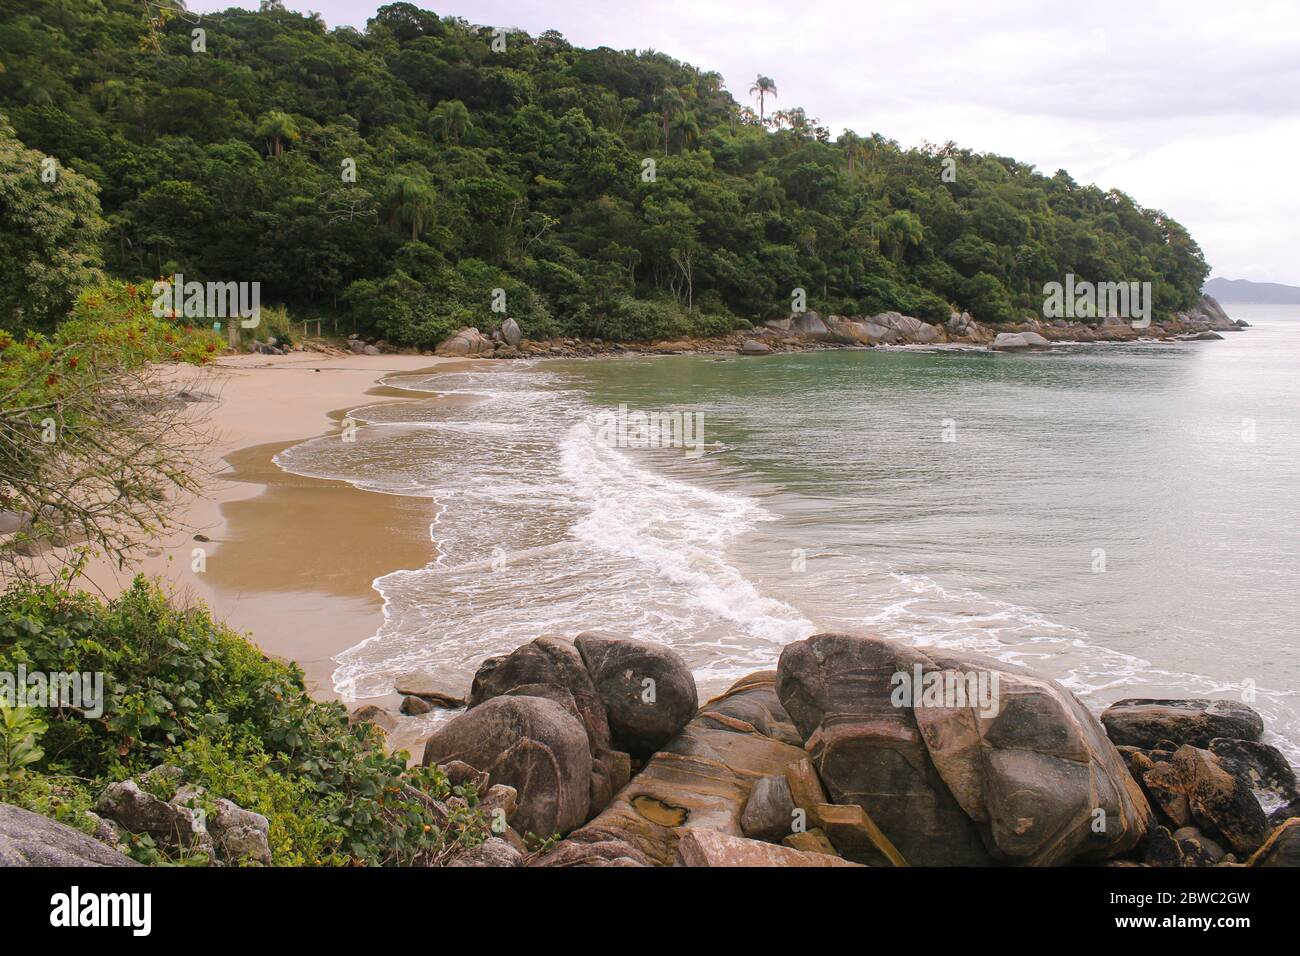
left=74, top=351, right=467, bottom=703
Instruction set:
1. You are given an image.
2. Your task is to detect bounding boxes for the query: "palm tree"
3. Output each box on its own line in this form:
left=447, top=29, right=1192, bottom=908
left=674, top=111, right=701, bottom=150
left=103, top=79, right=149, bottom=138
left=838, top=131, right=861, bottom=173
left=881, top=210, right=925, bottom=263
left=749, top=75, right=777, bottom=123
left=700, top=70, right=724, bottom=95
left=658, top=87, right=685, bottom=156
left=784, top=107, right=811, bottom=138
left=431, top=100, right=471, bottom=145
left=383, top=175, right=438, bottom=241
left=254, top=110, right=299, bottom=158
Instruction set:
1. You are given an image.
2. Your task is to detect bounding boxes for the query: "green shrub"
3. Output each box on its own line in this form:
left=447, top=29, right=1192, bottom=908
left=0, top=577, right=492, bottom=865
left=963, top=272, right=1018, bottom=324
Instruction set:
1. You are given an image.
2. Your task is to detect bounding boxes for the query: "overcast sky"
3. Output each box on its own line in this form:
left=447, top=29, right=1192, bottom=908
left=190, top=0, right=1300, bottom=285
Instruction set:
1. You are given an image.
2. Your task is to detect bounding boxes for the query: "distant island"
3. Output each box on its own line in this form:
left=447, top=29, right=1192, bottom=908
left=1204, top=277, right=1300, bottom=304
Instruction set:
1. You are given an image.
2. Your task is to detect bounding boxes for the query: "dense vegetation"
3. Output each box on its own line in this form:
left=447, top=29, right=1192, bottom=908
left=0, top=577, right=492, bottom=864
left=0, top=1, right=1209, bottom=346
left=0, top=281, right=221, bottom=576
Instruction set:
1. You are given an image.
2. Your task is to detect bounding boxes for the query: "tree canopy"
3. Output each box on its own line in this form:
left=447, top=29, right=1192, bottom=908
left=0, top=1, right=1210, bottom=345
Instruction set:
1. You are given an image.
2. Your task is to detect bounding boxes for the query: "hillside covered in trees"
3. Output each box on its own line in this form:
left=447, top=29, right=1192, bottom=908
left=0, top=0, right=1210, bottom=344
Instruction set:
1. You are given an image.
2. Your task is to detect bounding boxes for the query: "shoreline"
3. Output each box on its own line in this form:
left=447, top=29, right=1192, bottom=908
left=66, top=315, right=1253, bottom=713
left=72, top=353, right=468, bottom=704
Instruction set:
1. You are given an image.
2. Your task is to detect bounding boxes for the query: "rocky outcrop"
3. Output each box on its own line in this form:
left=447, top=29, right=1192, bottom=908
left=991, top=331, right=1051, bottom=351
left=574, top=632, right=698, bottom=760
left=447, top=836, right=524, bottom=867
left=401, top=695, right=433, bottom=715
left=821, top=312, right=945, bottom=346
left=1249, top=818, right=1300, bottom=866
left=791, top=311, right=831, bottom=340
left=401, top=633, right=1291, bottom=868
left=1208, top=738, right=1298, bottom=804
left=1174, top=294, right=1238, bottom=331
left=532, top=671, right=809, bottom=866
left=870, top=311, right=943, bottom=344
left=96, top=780, right=214, bottom=857
left=1174, top=825, right=1227, bottom=865
left=673, top=828, right=860, bottom=867
left=776, top=633, right=1150, bottom=865
left=394, top=672, right=467, bottom=709
left=1268, top=796, right=1300, bottom=827
left=435, top=327, right=494, bottom=357
left=468, top=635, right=629, bottom=812
left=0, top=803, right=140, bottom=866
left=740, top=774, right=796, bottom=842
left=441, top=760, right=490, bottom=793
left=421, top=694, right=593, bottom=838
left=90, top=776, right=272, bottom=865
left=349, top=704, right=397, bottom=734
left=500, top=317, right=523, bottom=348
left=777, top=635, right=989, bottom=865
left=206, top=796, right=272, bottom=866
left=1101, top=699, right=1264, bottom=750
left=739, top=338, right=772, bottom=355
left=1170, top=745, right=1268, bottom=856
left=1131, top=753, right=1192, bottom=827
left=815, top=802, right=907, bottom=866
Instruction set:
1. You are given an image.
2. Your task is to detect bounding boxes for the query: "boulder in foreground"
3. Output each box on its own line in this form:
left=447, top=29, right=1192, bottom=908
left=0, top=803, right=139, bottom=867
left=674, top=828, right=860, bottom=867
left=468, top=634, right=628, bottom=814
left=1249, top=818, right=1300, bottom=866
left=1100, top=699, right=1264, bottom=749
left=575, top=632, right=698, bottom=759
left=532, top=671, right=805, bottom=866
left=777, top=632, right=1150, bottom=865
left=422, top=694, right=592, bottom=838
left=1171, top=745, right=1268, bottom=856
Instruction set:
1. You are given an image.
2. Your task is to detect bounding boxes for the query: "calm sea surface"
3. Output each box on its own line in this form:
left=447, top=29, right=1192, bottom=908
left=276, top=304, right=1300, bottom=764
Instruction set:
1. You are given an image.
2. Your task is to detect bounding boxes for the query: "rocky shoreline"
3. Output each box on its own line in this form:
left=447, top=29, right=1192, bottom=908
left=409, top=293, right=1247, bottom=361
left=5, top=628, right=1295, bottom=868
left=367, top=630, right=1296, bottom=867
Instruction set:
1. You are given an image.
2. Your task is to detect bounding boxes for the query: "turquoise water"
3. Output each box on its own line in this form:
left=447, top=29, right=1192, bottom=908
left=275, top=304, right=1300, bottom=763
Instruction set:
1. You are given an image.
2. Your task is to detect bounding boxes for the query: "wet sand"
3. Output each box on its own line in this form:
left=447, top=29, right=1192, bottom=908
left=73, top=352, right=471, bottom=701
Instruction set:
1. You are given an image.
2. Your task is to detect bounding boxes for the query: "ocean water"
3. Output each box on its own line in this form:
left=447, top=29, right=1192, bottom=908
left=274, top=304, right=1300, bottom=762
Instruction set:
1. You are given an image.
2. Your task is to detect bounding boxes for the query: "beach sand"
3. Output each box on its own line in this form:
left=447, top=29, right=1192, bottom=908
left=74, top=352, right=469, bottom=705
